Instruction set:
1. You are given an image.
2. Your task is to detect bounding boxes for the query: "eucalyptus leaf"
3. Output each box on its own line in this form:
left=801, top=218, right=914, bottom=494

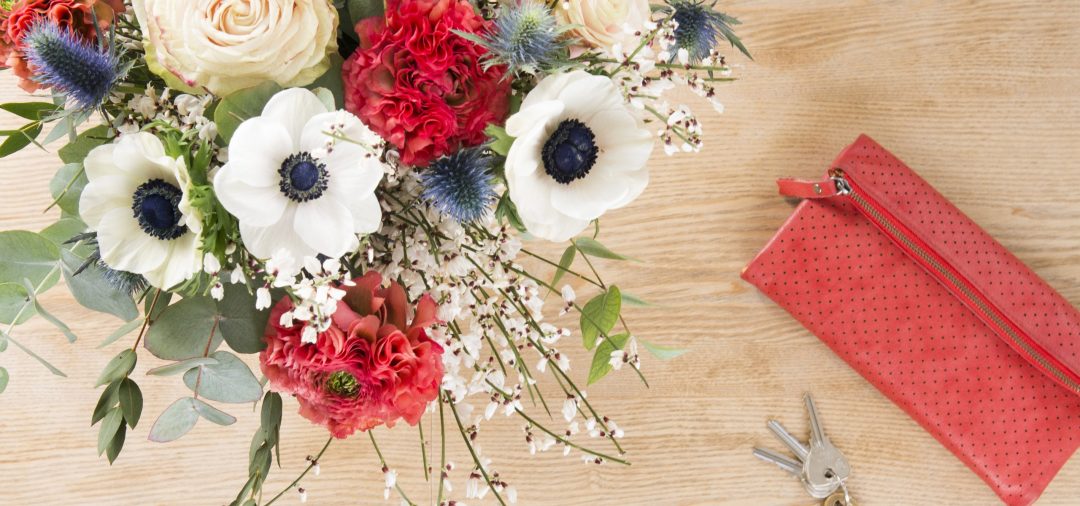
left=215, top=283, right=269, bottom=354
left=214, top=82, right=283, bottom=142
left=144, top=295, right=222, bottom=361
left=587, top=332, right=630, bottom=385
left=61, top=249, right=139, bottom=322
left=148, top=397, right=200, bottom=443
left=105, top=423, right=126, bottom=464
left=2, top=330, right=66, bottom=377
left=98, top=318, right=143, bottom=349
left=183, top=350, right=263, bottom=403
left=97, top=408, right=124, bottom=456
left=580, top=286, right=621, bottom=350
left=58, top=125, right=110, bottom=164
left=0, top=231, right=61, bottom=290
left=22, top=278, right=76, bottom=343
left=146, top=356, right=219, bottom=377
left=0, top=282, right=35, bottom=326
left=639, top=338, right=688, bottom=360
left=0, top=366, right=8, bottom=394
left=96, top=349, right=136, bottom=387
left=40, top=218, right=88, bottom=248
left=192, top=398, right=237, bottom=426
left=48, top=163, right=87, bottom=216
left=118, top=378, right=143, bottom=428
left=92, top=381, right=120, bottom=425
left=573, top=237, right=636, bottom=262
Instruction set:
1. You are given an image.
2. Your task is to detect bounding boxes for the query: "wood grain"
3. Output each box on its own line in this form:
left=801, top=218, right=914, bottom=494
left=3, top=1, right=1080, bottom=504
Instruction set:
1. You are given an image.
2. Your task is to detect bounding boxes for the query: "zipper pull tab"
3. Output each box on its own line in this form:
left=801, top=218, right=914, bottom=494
left=777, top=171, right=850, bottom=199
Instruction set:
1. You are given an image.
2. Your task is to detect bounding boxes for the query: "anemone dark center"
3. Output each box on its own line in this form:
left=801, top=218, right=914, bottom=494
left=131, top=179, right=186, bottom=240
left=326, top=370, right=360, bottom=398
left=541, top=119, right=599, bottom=185
left=279, top=152, right=329, bottom=202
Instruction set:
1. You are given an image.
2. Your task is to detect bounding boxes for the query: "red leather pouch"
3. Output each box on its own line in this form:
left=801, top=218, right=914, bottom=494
left=742, top=135, right=1080, bottom=505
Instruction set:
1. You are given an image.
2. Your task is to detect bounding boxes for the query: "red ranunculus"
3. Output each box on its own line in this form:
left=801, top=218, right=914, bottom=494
left=0, top=0, right=124, bottom=92
left=342, top=0, right=511, bottom=167
left=261, top=272, right=444, bottom=438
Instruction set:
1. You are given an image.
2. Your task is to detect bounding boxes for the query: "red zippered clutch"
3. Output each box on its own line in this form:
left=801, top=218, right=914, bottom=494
left=742, top=135, right=1080, bottom=505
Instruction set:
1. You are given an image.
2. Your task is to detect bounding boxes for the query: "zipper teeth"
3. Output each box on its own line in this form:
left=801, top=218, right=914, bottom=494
left=845, top=188, right=1080, bottom=394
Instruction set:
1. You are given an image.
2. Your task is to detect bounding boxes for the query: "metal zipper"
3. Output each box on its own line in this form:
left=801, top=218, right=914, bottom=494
left=830, top=168, right=1080, bottom=395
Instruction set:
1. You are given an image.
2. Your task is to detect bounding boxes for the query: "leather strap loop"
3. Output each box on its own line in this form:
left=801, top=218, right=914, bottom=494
left=776, top=178, right=840, bottom=199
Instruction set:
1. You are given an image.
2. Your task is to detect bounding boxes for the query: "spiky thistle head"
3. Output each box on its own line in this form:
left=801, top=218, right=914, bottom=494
left=420, top=147, right=498, bottom=224
left=22, top=19, right=123, bottom=110
left=461, top=0, right=571, bottom=75
left=664, top=0, right=751, bottom=63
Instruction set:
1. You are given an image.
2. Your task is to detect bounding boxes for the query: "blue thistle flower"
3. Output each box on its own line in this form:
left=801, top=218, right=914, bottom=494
left=664, top=0, right=751, bottom=62
left=461, top=0, right=571, bottom=75
left=420, top=148, right=498, bottom=223
left=22, top=20, right=122, bottom=110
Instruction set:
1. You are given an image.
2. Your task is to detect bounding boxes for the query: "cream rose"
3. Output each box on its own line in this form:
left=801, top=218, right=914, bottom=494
left=555, top=0, right=652, bottom=52
left=132, top=0, right=338, bottom=96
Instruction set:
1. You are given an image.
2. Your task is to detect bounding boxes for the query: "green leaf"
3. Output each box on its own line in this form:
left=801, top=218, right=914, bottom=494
left=192, top=398, right=237, bottom=426
left=117, top=378, right=143, bottom=429
left=549, top=245, right=576, bottom=289
left=0, top=102, right=59, bottom=120
left=0, top=123, right=42, bottom=158
left=214, top=82, right=283, bottom=143
left=1, top=329, right=66, bottom=377
left=215, top=283, right=269, bottom=354
left=639, top=338, right=688, bottom=360
left=58, top=125, right=110, bottom=164
left=98, top=318, right=143, bottom=349
left=587, top=333, right=630, bottom=385
left=0, top=366, right=8, bottom=394
left=620, top=291, right=651, bottom=307
left=148, top=397, right=200, bottom=443
left=40, top=218, right=88, bottom=248
left=485, top=124, right=515, bottom=157
left=92, top=381, right=120, bottom=425
left=0, top=231, right=61, bottom=290
left=96, top=349, right=136, bottom=387
left=144, top=296, right=223, bottom=361
left=61, top=249, right=139, bottom=322
left=348, top=0, right=385, bottom=21
left=105, top=423, right=126, bottom=464
left=0, top=282, right=35, bottom=326
left=23, top=283, right=77, bottom=343
left=48, top=163, right=87, bottom=216
left=183, top=351, right=263, bottom=403
left=495, top=193, right=527, bottom=233
left=97, top=408, right=124, bottom=456
left=146, top=356, right=219, bottom=376
left=307, top=55, right=345, bottom=109
left=573, top=237, right=636, bottom=262
left=580, top=286, right=621, bottom=350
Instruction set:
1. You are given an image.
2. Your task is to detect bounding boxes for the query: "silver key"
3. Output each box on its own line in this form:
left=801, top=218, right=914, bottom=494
left=767, top=419, right=809, bottom=461
left=752, top=447, right=802, bottom=476
left=802, top=394, right=851, bottom=497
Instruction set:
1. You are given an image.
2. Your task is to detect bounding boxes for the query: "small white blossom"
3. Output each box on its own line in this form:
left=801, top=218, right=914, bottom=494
left=255, top=287, right=272, bottom=310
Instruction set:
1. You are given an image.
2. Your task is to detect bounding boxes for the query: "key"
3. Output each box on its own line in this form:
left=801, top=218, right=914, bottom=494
left=767, top=419, right=809, bottom=461
left=801, top=394, right=852, bottom=498
left=752, top=447, right=802, bottom=477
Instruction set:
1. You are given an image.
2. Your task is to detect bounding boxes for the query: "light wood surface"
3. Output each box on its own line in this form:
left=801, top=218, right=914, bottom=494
left=3, top=1, right=1080, bottom=504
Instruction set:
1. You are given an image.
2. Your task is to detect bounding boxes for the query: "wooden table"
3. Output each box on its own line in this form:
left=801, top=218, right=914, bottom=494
left=3, top=1, right=1080, bottom=504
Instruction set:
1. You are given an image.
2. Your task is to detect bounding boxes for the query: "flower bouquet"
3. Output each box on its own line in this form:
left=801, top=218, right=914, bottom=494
left=0, top=0, right=748, bottom=503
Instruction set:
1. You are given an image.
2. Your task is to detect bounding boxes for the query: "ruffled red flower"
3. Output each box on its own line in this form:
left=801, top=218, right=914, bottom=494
left=261, top=272, right=444, bottom=438
left=0, top=0, right=123, bottom=92
left=342, top=0, right=511, bottom=167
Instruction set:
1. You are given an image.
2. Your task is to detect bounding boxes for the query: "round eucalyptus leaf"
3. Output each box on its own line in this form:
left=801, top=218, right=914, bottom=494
left=148, top=397, right=199, bottom=443
left=0, top=282, right=35, bottom=326
left=192, top=398, right=237, bottom=426
left=183, top=350, right=263, bottom=403
left=0, top=231, right=61, bottom=291
left=61, top=249, right=139, bottom=322
left=144, top=296, right=222, bottom=361
left=216, top=283, right=269, bottom=354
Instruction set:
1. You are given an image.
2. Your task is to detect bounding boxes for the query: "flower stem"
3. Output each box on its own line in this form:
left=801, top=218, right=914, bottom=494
left=447, top=397, right=508, bottom=506
left=368, top=432, right=418, bottom=506
left=262, top=437, right=333, bottom=506
left=130, top=288, right=161, bottom=351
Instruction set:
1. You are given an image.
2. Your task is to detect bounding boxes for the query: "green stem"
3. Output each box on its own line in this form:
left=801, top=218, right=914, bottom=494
left=447, top=397, right=508, bottom=506
left=262, top=437, right=333, bottom=506
left=368, top=432, right=418, bottom=506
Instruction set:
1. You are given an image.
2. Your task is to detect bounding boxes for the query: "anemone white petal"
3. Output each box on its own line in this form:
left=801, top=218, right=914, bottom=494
left=97, top=208, right=170, bottom=275
left=212, top=173, right=288, bottom=228
left=294, top=198, right=355, bottom=258
left=261, top=88, right=330, bottom=150
left=239, top=205, right=316, bottom=260
left=223, top=120, right=294, bottom=183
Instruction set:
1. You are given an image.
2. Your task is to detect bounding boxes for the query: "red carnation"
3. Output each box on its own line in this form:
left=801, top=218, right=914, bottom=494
left=342, top=0, right=511, bottom=167
left=1, top=0, right=124, bottom=93
left=261, top=272, right=444, bottom=438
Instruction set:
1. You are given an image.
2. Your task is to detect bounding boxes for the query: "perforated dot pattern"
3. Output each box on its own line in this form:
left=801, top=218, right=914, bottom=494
left=743, top=135, right=1080, bottom=506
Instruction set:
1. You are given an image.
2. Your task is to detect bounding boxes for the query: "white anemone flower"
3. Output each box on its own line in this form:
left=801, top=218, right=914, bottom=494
left=214, top=88, right=385, bottom=260
left=79, top=132, right=203, bottom=288
left=504, top=70, right=653, bottom=242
